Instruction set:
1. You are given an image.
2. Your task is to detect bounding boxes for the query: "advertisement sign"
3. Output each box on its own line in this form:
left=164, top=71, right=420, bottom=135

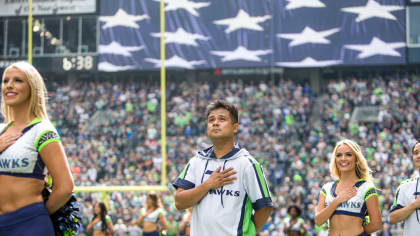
left=0, top=0, right=96, bottom=16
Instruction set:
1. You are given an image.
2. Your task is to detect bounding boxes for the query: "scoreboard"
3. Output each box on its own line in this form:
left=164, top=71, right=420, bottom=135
left=60, top=56, right=95, bottom=71
left=0, top=56, right=97, bottom=73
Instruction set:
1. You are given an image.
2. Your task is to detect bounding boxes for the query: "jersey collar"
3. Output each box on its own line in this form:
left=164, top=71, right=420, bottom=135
left=331, top=178, right=366, bottom=197
left=1, top=117, right=41, bottom=134
left=209, top=143, right=241, bottom=159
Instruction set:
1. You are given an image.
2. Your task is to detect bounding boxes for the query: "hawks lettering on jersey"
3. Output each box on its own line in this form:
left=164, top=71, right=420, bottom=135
left=173, top=144, right=273, bottom=236
left=320, top=179, right=377, bottom=218
left=0, top=118, right=60, bottom=180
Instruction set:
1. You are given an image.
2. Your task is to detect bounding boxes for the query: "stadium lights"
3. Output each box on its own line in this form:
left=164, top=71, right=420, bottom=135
left=50, top=38, right=58, bottom=45
left=33, top=20, right=40, bottom=32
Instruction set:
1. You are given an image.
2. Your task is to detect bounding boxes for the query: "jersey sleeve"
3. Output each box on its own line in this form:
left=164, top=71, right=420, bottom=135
left=244, top=157, right=273, bottom=210
left=173, top=158, right=196, bottom=190
left=319, top=183, right=327, bottom=198
left=34, top=122, right=61, bottom=153
left=363, top=182, right=378, bottom=202
left=158, top=208, right=165, bottom=218
left=390, top=183, right=407, bottom=213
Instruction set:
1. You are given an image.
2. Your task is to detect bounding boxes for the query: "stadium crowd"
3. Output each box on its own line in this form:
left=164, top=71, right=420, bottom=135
left=44, top=72, right=419, bottom=235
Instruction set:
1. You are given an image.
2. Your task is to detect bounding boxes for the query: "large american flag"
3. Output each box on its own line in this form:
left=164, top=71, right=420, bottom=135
left=98, top=0, right=406, bottom=71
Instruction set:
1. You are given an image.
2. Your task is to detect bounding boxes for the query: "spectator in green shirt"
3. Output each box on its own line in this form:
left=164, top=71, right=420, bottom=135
left=166, top=214, right=178, bottom=236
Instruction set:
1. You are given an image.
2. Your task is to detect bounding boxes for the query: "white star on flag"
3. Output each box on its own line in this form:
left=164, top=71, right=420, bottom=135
left=145, top=55, right=206, bottom=69
left=100, top=8, right=149, bottom=29
left=150, top=28, right=209, bottom=46
left=277, top=26, right=340, bottom=47
left=211, top=46, right=272, bottom=62
left=285, top=0, right=326, bottom=10
left=341, top=0, right=404, bottom=22
left=344, top=37, right=405, bottom=59
left=154, top=0, right=210, bottom=17
left=99, top=42, right=144, bottom=56
left=213, top=9, right=271, bottom=33
left=98, top=61, right=136, bottom=72
left=277, top=57, right=341, bottom=67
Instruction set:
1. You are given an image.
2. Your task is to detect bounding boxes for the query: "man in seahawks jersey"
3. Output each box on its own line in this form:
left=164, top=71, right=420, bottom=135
left=173, top=100, right=273, bottom=236
left=390, top=140, right=420, bottom=236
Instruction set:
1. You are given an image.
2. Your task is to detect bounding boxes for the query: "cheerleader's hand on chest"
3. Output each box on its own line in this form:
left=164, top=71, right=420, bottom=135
left=335, top=187, right=357, bottom=203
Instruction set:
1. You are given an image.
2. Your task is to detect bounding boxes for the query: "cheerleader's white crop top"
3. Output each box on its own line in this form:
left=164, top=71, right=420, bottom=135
left=320, top=179, right=377, bottom=218
left=0, top=118, right=60, bottom=180
left=141, top=208, right=164, bottom=223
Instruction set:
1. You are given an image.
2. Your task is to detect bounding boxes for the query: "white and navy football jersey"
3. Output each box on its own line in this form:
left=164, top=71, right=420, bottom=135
left=173, top=144, right=273, bottom=236
left=0, top=117, right=60, bottom=180
left=390, top=177, right=420, bottom=236
left=320, top=179, right=377, bottom=219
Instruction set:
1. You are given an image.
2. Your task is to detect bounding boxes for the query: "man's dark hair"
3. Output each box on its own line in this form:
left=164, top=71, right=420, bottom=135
left=206, top=100, right=239, bottom=124
left=412, top=139, right=420, bottom=156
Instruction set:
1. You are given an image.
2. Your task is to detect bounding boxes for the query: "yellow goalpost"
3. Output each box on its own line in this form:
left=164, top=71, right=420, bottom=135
left=23, top=1, right=168, bottom=193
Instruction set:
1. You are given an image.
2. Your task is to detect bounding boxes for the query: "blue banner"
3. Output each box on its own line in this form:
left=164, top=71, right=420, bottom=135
left=99, top=0, right=406, bottom=71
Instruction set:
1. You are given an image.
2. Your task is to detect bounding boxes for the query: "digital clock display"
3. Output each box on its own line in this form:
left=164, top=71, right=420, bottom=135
left=1, top=56, right=97, bottom=73
left=62, top=56, right=95, bottom=71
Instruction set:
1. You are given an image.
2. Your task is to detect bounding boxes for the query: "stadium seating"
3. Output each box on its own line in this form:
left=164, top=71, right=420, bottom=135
left=47, top=73, right=419, bottom=235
